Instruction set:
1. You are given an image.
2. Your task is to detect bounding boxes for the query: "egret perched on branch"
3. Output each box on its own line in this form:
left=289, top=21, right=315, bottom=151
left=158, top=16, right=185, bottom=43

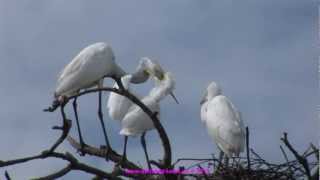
left=200, top=82, right=245, bottom=163
left=117, top=71, right=178, bottom=169
left=107, top=57, right=175, bottom=121
left=53, top=43, right=156, bottom=156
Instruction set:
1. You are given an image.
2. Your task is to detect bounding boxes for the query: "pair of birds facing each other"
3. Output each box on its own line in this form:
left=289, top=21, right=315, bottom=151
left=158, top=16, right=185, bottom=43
left=53, top=42, right=179, bottom=167
left=107, top=70, right=179, bottom=169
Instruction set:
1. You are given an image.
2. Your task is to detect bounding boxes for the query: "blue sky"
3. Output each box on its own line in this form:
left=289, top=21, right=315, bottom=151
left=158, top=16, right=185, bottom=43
left=0, top=0, right=317, bottom=179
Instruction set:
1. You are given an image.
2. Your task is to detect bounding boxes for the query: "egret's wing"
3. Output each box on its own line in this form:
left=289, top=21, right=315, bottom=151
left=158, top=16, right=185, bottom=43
left=200, top=102, right=208, bottom=124
left=120, top=98, right=160, bottom=136
left=229, top=102, right=245, bottom=129
left=206, top=95, right=245, bottom=155
left=230, top=102, right=246, bottom=152
left=58, top=55, right=82, bottom=82
left=55, top=43, right=115, bottom=97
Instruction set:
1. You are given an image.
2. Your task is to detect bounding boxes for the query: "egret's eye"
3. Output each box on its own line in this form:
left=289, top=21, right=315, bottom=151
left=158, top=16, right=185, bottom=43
left=154, top=70, right=164, bottom=80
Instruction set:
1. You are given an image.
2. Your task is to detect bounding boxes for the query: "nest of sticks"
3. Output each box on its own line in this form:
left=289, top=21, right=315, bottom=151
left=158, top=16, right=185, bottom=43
left=173, top=130, right=319, bottom=180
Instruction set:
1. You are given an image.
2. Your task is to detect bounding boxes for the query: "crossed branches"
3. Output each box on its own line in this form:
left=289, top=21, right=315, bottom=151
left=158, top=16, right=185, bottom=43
left=171, top=130, right=319, bottom=180
left=0, top=80, right=318, bottom=179
left=0, top=81, right=173, bottom=179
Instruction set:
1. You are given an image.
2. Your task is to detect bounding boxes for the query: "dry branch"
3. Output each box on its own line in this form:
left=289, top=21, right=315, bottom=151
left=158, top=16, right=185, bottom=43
left=44, top=86, right=172, bottom=170
left=0, top=81, right=318, bottom=179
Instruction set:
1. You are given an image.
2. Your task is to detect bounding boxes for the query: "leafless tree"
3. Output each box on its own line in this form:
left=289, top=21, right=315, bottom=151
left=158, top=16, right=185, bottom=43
left=0, top=79, right=318, bottom=179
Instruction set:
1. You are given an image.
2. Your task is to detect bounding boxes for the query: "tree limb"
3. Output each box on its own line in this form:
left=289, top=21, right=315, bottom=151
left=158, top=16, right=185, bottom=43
left=4, top=171, right=11, bottom=180
left=45, top=87, right=172, bottom=169
left=281, top=132, right=311, bottom=179
left=0, top=151, right=121, bottom=180
left=67, top=136, right=141, bottom=170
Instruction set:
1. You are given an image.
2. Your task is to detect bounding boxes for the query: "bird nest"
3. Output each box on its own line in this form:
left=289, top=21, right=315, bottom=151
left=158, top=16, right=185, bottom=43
left=171, top=132, right=319, bottom=180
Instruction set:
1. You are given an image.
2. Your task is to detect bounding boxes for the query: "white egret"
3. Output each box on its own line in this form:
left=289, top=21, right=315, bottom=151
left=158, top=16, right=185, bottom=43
left=107, top=57, right=178, bottom=121
left=200, top=82, right=245, bottom=162
left=53, top=43, right=156, bottom=156
left=107, top=74, right=135, bottom=121
left=118, top=71, right=178, bottom=169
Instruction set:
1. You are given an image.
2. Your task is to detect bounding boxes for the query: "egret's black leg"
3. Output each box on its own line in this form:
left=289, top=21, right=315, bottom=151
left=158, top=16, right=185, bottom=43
left=98, top=90, right=111, bottom=160
left=141, top=132, right=152, bottom=170
left=224, top=156, right=229, bottom=167
left=118, top=136, right=128, bottom=167
left=72, top=97, right=87, bottom=156
left=113, top=76, right=125, bottom=91
left=218, top=151, right=224, bottom=170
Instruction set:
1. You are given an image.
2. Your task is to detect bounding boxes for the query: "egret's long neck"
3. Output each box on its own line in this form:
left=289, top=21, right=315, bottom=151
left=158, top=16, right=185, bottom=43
left=112, top=63, right=126, bottom=79
left=113, top=63, right=149, bottom=84
left=148, top=85, right=165, bottom=103
left=130, top=69, right=149, bottom=84
left=148, top=74, right=173, bottom=103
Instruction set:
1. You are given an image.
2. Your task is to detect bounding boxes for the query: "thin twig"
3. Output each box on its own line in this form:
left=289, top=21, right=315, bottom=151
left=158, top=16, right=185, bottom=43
left=246, top=126, right=251, bottom=171
left=47, top=87, right=172, bottom=169
left=0, top=151, right=122, bottom=180
left=67, top=136, right=141, bottom=170
left=281, top=132, right=311, bottom=179
left=4, top=171, right=11, bottom=180
left=197, top=165, right=209, bottom=180
left=49, top=104, right=72, bottom=153
left=280, top=145, right=293, bottom=178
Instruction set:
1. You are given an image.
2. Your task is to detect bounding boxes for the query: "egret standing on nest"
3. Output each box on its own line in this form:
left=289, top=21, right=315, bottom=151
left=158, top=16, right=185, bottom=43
left=200, top=82, right=245, bottom=164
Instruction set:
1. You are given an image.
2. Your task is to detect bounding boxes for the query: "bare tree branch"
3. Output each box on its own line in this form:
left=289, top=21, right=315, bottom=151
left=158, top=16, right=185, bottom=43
left=67, top=136, right=141, bottom=170
left=310, top=143, right=319, bottom=161
left=2, top=81, right=317, bottom=179
left=279, top=145, right=293, bottom=178
left=4, top=171, right=11, bottom=180
left=245, top=126, right=251, bottom=172
left=0, top=151, right=122, bottom=180
left=281, top=132, right=311, bottom=179
left=45, top=87, right=172, bottom=169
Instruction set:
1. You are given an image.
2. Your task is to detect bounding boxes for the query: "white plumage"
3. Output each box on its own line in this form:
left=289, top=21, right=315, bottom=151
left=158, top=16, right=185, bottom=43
left=53, top=42, right=130, bottom=156
left=111, top=71, right=177, bottom=169
left=107, top=74, right=135, bottom=121
left=55, top=42, right=122, bottom=98
left=120, top=72, right=176, bottom=136
left=201, top=82, right=245, bottom=157
left=106, top=57, right=170, bottom=121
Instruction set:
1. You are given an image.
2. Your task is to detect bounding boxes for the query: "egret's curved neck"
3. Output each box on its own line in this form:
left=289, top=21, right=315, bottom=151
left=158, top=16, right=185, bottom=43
left=148, top=75, right=173, bottom=103
left=114, top=61, right=151, bottom=84
left=112, top=63, right=126, bottom=79
left=112, top=63, right=149, bottom=84
left=130, top=69, right=149, bottom=84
